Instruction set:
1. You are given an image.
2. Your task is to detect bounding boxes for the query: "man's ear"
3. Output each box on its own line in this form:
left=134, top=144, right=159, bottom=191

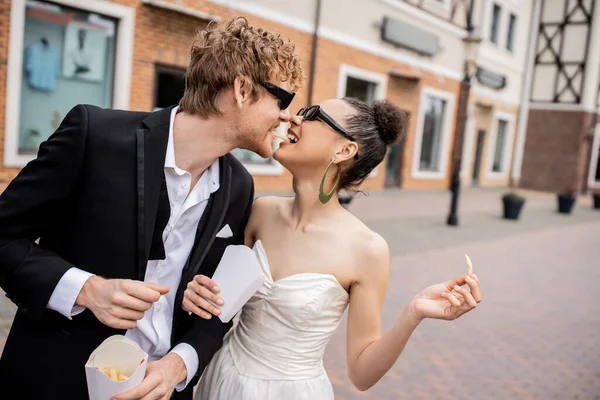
left=233, top=76, right=254, bottom=109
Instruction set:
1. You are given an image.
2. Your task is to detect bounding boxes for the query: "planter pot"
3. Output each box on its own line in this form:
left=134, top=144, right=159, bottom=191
left=502, top=197, right=525, bottom=220
left=557, top=195, right=576, bottom=214
left=593, top=193, right=600, bottom=209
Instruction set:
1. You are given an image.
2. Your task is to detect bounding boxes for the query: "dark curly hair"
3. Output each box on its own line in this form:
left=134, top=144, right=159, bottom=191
left=340, top=98, right=408, bottom=190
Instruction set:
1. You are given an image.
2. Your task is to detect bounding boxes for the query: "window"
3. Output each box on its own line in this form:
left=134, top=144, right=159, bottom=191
left=419, top=95, right=447, bottom=172
left=4, top=0, right=134, bottom=167
left=506, top=13, right=517, bottom=51
left=154, top=66, right=185, bottom=111
left=588, top=125, right=600, bottom=188
left=345, top=77, right=376, bottom=105
left=487, top=112, right=515, bottom=177
left=337, top=65, right=387, bottom=104
left=17, top=1, right=116, bottom=155
left=490, top=4, right=501, bottom=44
left=492, top=120, right=507, bottom=172
left=337, top=65, right=387, bottom=178
left=411, top=87, right=455, bottom=179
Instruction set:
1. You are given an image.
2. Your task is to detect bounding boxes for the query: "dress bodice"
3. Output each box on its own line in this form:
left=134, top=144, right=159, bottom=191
left=228, top=240, right=349, bottom=380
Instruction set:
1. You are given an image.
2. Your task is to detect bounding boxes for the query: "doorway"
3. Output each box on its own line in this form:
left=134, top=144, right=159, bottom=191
left=472, top=129, right=486, bottom=186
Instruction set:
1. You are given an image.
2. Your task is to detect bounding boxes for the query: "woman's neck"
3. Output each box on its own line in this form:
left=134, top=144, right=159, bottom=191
left=290, top=178, right=343, bottom=230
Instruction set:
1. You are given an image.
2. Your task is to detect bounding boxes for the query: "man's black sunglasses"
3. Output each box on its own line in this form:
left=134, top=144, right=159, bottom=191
left=260, top=82, right=295, bottom=110
left=298, top=105, right=358, bottom=159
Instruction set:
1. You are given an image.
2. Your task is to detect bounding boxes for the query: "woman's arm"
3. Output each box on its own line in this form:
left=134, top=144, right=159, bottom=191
left=345, top=234, right=420, bottom=391
left=346, top=234, right=481, bottom=391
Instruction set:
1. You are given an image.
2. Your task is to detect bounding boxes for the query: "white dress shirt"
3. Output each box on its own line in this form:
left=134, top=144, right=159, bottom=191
left=47, top=106, right=220, bottom=390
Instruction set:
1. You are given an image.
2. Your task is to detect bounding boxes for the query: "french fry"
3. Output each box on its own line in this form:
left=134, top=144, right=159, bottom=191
left=465, top=254, right=473, bottom=276
left=98, top=367, right=129, bottom=382
left=272, top=131, right=290, bottom=142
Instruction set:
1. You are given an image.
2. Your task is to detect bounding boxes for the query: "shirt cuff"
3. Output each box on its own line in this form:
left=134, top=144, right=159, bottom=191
left=170, top=343, right=199, bottom=392
left=47, top=267, right=94, bottom=319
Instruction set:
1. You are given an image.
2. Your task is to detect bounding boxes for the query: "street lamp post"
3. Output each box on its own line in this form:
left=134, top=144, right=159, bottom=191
left=446, top=30, right=481, bottom=226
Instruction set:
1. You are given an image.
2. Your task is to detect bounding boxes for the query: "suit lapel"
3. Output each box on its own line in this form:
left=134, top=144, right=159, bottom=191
left=136, top=106, right=173, bottom=280
left=181, top=156, right=232, bottom=284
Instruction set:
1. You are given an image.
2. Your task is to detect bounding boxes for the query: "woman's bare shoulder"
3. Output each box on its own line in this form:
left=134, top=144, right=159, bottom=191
left=341, top=213, right=390, bottom=282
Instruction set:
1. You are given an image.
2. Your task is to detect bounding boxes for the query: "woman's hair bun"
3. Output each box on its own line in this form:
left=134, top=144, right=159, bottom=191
left=372, top=100, right=408, bottom=146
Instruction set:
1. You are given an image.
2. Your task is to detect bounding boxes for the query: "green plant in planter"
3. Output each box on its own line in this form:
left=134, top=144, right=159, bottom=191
left=503, top=191, right=525, bottom=201
left=502, top=191, right=526, bottom=220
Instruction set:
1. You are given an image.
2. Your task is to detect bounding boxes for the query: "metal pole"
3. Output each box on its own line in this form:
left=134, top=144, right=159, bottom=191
left=446, top=0, right=476, bottom=226
left=447, top=75, right=471, bottom=226
left=306, top=0, right=322, bottom=107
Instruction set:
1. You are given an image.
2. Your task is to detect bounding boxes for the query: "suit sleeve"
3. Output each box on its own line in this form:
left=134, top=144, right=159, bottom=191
left=0, top=105, right=89, bottom=325
left=174, top=177, right=255, bottom=387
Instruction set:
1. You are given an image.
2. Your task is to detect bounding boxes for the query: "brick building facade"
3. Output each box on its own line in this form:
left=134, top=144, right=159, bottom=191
left=517, top=0, right=600, bottom=194
left=0, top=0, right=535, bottom=193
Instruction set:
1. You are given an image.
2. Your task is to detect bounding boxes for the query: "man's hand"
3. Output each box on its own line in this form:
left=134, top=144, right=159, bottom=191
left=182, top=275, right=223, bottom=320
left=112, top=353, right=187, bottom=400
left=76, top=276, right=169, bottom=329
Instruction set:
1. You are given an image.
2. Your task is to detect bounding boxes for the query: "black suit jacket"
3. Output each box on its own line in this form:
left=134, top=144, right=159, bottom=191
left=0, top=105, right=254, bottom=399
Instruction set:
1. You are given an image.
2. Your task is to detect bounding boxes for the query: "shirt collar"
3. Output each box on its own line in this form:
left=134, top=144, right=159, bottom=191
left=164, top=106, right=179, bottom=170
left=164, top=106, right=220, bottom=195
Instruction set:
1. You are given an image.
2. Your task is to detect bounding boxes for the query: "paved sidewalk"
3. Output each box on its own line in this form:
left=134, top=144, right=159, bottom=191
left=1, top=187, right=599, bottom=399
left=325, top=220, right=600, bottom=400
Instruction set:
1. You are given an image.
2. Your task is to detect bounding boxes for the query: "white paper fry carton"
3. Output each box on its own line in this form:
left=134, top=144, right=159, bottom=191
left=210, top=245, right=264, bottom=323
left=85, top=335, right=148, bottom=400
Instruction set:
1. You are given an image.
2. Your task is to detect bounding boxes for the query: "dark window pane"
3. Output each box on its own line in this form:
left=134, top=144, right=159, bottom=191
left=345, top=77, right=376, bottom=105
left=506, top=13, right=517, bottom=51
left=419, top=95, right=447, bottom=172
left=490, top=4, right=501, bottom=44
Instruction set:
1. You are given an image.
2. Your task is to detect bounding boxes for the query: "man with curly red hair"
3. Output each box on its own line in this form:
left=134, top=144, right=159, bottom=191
left=0, top=17, right=303, bottom=400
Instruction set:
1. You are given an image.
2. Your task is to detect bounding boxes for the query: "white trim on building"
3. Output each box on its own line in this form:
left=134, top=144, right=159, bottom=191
left=206, top=0, right=463, bottom=81
left=411, top=87, right=456, bottom=180
left=336, top=64, right=388, bottom=100
left=528, top=102, right=599, bottom=113
left=588, top=124, right=600, bottom=189
left=4, top=0, right=135, bottom=168
left=243, top=161, right=284, bottom=176
left=376, top=0, right=462, bottom=38
left=486, top=111, right=516, bottom=179
left=337, top=64, right=387, bottom=178
left=460, top=104, right=477, bottom=179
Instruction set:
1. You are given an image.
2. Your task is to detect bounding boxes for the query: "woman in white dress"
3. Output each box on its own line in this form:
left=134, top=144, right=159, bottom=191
left=184, top=97, right=482, bottom=399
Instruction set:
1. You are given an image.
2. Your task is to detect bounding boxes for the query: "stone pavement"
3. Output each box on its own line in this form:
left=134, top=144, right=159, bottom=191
left=1, top=187, right=599, bottom=399
left=324, top=189, right=600, bottom=399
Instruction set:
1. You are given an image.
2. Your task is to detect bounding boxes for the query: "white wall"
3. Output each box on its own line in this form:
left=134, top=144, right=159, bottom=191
left=208, top=0, right=535, bottom=105
left=474, top=0, right=533, bottom=105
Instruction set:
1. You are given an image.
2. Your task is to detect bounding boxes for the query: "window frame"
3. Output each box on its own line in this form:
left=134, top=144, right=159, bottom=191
left=486, top=111, right=516, bottom=179
left=4, top=0, right=135, bottom=168
left=587, top=124, right=600, bottom=189
left=411, top=87, right=456, bottom=180
left=490, top=3, right=502, bottom=45
left=337, top=64, right=388, bottom=178
left=506, top=12, right=517, bottom=52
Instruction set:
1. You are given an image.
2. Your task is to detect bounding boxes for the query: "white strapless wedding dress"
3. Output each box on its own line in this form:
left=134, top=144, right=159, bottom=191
left=195, top=240, right=349, bottom=400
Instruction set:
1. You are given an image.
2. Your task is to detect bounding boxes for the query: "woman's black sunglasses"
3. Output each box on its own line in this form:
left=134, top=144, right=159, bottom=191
left=260, top=82, right=295, bottom=110
left=298, top=105, right=358, bottom=159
